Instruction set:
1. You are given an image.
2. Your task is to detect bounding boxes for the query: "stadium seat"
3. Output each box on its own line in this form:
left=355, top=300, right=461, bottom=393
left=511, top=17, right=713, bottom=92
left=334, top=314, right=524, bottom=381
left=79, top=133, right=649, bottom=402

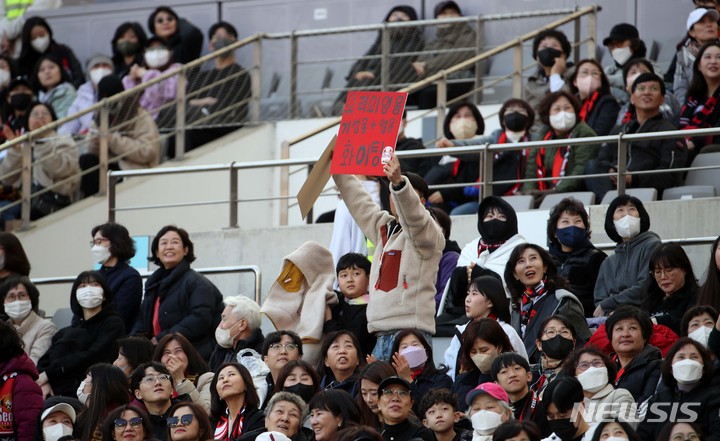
left=684, top=151, right=720, bottom=195
left=502, top=194, right=534, bottom=212
left=538, top=192, right=595, bottom=210
left=601, top=188, right=658, bottom=204
left=662, top=185, right=717, bottom=200
left=51, top=307, right=74, bottom=329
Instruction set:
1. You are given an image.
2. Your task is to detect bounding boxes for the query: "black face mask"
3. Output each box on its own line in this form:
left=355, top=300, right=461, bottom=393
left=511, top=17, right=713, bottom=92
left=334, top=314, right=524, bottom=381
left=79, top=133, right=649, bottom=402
left=116, top=40, right=140, bottom=56
left=10, top=93, right=32, bottom=111
left=548, top=418, right=578, bottom=441
left=537, top=47, right=562, bottom=67
left=541, top=335, right=574, bottom=360
left=284, top=383, right=315, bottom=403
left=480, top=219, right=509, bottom=243
left=503, top=112, right=529, bottom=132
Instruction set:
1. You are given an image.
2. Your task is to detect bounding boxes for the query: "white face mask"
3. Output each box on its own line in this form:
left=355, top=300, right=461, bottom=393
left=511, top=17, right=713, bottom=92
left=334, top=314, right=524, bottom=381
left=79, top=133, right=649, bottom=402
left=576, top=366, right=608, bottom=393
left=549, top=111, right=576, bottom=132
left=471, top=353, right=496, bottom=374
left=43, top=423, right=74, bottom=441
left=76, top=286, right=104, bottom=309
left=144, top=48, right=170, bottom=69
left=76, top=380, right=89, bottom=404
left=214, top=324, right=238, bottom=348
left=471, top=410, right=504, bottom=434
left=399, top=345, right=428, bottom=369
left=688, top=326, right=713, bottom=347
left=0, top=69, right=10, bottom=88
left=89, top=67, right=112, bottom=86
left=450, top=118, right=478, bottom=140
left=613, top=214, right=641, bottom=239
left=31, top=35, right=50, bottom=53
left=611, top=47, right=633, bottom=66
left=91, top=244, right=111, bottom=265
left=672, top=359, right=704, bottom=384
left=576, top=75, right=601, bottom=98
left=4, top=299, right=32, bottom=321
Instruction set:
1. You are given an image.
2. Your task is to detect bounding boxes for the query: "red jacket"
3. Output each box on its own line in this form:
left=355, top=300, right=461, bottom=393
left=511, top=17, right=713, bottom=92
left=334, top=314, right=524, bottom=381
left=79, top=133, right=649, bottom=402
left=588, top=322, right=679, bottom=357
left=0, top=353, right=43, bottom=441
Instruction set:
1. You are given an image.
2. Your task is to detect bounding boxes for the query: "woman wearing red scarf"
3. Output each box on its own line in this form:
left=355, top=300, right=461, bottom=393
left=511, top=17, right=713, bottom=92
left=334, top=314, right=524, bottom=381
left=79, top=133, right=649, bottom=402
left=523, top=91, right=600, bottom=207
left=503, top=243, right=590, bottom=363
left=568, top=59, right=620, bottom=136
left=209, top=362, right=264, bottom=440
left=679, top=41, right=720, bottom=163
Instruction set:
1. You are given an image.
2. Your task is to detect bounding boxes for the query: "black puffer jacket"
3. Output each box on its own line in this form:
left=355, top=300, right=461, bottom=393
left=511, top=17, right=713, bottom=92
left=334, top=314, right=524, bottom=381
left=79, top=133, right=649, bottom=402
left=642, top=283, right=697, bottom=335
left=549, top=242, right=607, bottom=317
left=596, top=114, right=687, bottom=195
left=613, top=344, right=662, bottom=404
left=131, top=259, right=223, bottom=359
left=582, top=92, right=620, bottom=136
left=37, top=305, right=125, bottom=397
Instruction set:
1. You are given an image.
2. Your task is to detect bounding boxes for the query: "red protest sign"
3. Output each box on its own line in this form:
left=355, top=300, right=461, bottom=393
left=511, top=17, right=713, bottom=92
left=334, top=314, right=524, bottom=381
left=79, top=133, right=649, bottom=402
left=330, top=91, right=407, bottom=176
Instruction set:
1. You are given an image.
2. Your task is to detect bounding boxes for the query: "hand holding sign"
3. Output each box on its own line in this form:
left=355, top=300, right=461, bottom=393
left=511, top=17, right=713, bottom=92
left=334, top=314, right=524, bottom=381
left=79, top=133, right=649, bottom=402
left=383, top=152, right=402, bottom=185
left=330, top=91, right=408, bottom=176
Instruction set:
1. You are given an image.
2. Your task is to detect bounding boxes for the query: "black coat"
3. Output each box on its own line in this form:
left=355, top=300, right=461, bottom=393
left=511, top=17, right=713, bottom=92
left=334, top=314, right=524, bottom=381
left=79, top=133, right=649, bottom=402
left=549, top=242, right=607, bottom=317
left=37, top=305, right=125, bottom=397
left=410, top=367, right=453, bottom=416
left=395, top=136, right=434, bottom=177
left=453, top=369, right=492, bottom=412
left=209, top=327, right=265, bottom=372
left=163, top=18, right=204, bottom=64
left=131, top=259, right=223, bottom=360
left=638, top=376, right=720, bottom=441
left=583, top=92, right=620, bottom=136
left=613, top=344, right=662, bottom=404
left=643, top=283, right=697, bottom=335
left=381, top=419, right=437, bottom=441
left=100, top=261, right=143, bottom=331
left=213, top=405, right=265, bottom=441
left=597, top=114, right=687, bottom=196
left=323, top=293, right=376, bottom=358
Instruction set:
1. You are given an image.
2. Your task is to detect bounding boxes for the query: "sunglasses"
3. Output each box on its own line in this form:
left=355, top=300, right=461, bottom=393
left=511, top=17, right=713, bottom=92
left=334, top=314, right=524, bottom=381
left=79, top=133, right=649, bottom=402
left=167, top=414, right=193, bottom=428
left=114, top=417, right=143, bottom=429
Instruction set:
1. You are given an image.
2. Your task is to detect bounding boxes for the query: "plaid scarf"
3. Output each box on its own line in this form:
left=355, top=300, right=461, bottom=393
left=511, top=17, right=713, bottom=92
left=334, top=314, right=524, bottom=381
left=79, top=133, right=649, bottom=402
left=679, top=87, right=720, bottom=146
left=478, top=239, right=504, bottom=255
left=520, top=279, right=547, bottom=328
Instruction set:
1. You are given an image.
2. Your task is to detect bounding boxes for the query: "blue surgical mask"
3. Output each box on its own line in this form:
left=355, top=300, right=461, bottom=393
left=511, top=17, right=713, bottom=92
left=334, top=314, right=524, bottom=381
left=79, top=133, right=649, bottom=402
left=556, top=225, right=586, bottom=248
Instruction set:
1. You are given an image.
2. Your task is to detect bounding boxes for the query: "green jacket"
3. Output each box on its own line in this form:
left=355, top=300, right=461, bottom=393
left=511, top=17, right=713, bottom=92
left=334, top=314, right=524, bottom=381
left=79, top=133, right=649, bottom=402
left=523, top=120, right=599, bottom=192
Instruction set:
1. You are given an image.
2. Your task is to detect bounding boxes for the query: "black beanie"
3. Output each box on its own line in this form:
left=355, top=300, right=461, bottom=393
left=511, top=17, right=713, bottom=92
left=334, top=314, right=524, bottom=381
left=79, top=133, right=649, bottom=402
left=97, top=75, right=124, bottom=99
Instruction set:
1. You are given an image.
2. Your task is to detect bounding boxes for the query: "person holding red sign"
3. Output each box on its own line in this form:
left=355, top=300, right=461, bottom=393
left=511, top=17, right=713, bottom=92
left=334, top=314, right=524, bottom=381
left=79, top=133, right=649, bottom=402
left=332, top=153, right=445, bottom=362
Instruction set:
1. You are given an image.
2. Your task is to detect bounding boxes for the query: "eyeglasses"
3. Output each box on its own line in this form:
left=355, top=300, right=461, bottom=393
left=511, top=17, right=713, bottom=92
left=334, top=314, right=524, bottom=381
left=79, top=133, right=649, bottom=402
left=5, top=291, right=29, bottom=302
left=381, top=389, right=411, bottom=398
left=114, top=417, right=143, bottom=429
left=671, top=433, right=700, bottom=441
left=543, top=328, right=572, bottom=339
left=635, top=85, right=660, bottom=94
left=167, top=414, right=193, bottom=428
left=577, top=360, right=605, bottom=371
left=89, top=238, right=110, bottom=246
left=651, top=267, right=677, bottom=278
left=268, top=343, right=299, bottom=352
left=140, top=374, right=171, bottom=385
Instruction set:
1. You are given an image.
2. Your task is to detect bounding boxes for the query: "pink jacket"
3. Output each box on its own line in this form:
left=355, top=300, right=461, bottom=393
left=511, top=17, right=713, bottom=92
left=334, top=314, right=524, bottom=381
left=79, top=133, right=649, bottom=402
left=122, top=63, right=181, bottom=119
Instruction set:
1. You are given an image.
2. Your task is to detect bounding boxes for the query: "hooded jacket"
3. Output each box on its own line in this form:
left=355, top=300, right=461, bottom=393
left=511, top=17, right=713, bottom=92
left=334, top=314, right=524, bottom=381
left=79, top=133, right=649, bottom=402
left=261, top=241, right=338, bottom=342
left=131, top=259, right=224, bottom=359
left=332, top=174, right=444, bottom=334
left=594, top=196, right=661, bottom=312
left=0, top=353, right=43, bottom=441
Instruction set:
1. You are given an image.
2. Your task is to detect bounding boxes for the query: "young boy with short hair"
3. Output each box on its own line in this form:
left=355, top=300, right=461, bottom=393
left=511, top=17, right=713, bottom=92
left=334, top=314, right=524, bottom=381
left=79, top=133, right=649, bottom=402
left=490, top=353, right=537, bottom=422
left=323, top=252, right=376, bottom=357
left=418, top=388, right=471, bottom=441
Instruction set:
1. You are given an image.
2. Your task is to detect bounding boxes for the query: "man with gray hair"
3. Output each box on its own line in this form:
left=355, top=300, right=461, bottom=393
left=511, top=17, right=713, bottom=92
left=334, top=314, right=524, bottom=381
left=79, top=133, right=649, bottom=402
left=209, top=294, right=264, bottom=371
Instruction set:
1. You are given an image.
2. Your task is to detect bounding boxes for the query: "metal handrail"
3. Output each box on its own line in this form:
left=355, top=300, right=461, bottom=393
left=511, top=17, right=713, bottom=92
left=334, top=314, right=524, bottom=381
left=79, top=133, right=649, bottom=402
left=594, top=237, right=718, bottom=251
left=32, top=265, right=263, bottom=304
left=108, top=124, right=720, bottom=227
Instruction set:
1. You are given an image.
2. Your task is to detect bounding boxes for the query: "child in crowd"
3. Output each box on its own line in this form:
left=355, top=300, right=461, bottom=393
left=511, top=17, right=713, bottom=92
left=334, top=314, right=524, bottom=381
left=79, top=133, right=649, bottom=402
left=419, top=388, right=471, bottom=441
left=324, top=252, right=376, bottom=357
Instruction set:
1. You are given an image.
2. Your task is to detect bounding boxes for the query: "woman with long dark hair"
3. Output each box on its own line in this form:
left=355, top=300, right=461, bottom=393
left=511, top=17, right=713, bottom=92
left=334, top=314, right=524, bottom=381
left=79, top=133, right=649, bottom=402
left=308, top=389, right=361, bottom=441
left=36, top=271, right=125, bottom=397
left=111, top=22, right=148, bottom=78
left=567, top=58, right=620, bottom=136
left=154, top=332, right=213, bottom=412
left=74, top=363, right=130, bottom=441
left=209, top=362, right=264, bottom=440
left=17, top=16, right=83, bottom=87
left=113, top=336, right=154, bottom=377
left=273, top=359, right=320, bottom=404
left=100, top=404, right=153, bottom=441
left=504, top=243, right=590, bottom=361
left=316, top=330, right=364, bottom=397
left=31, top=54, right=75, bottom=118
left=357, top=361, right=395, bottom=429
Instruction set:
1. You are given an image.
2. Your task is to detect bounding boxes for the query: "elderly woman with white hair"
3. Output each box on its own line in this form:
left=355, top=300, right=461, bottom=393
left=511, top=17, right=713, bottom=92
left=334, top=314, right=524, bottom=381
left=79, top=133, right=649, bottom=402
left=242, top=391, right=309, bottom=441
left=465, top=383, right=514, bottom=441
left=209, top=295, right=264, bottom=372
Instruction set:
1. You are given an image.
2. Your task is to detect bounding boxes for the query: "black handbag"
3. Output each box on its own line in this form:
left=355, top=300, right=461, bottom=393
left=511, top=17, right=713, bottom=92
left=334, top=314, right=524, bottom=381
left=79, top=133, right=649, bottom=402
left=30, top=184, right=71, bottom=220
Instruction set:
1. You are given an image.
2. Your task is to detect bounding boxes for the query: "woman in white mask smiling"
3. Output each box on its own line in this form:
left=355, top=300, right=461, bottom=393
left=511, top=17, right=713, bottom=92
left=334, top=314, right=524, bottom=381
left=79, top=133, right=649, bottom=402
left=1, top=275, right=56, bottom=364
left=389, top=329, right=452, bottom=417
left=680, top=306, right=717, bottom=348
left=39, top=401, right=77, bottom=441
left=523, top=91, right=599, bottom=207
left=424, top=101, right=485, bottom=213
left=89, top=222, right=142, bottom=331
left=637, top=338, right=719, bottom=441
left=36, top=271, right=125, bottom=398
left=121, top=36, right=182, bottom=121
left=642, top=243, right=698, bottom=335
left=561, top=347, right=634, bottom=425
left=593, top=195, right=661, bottom=317
left=568, top=59, right=620, bottom=136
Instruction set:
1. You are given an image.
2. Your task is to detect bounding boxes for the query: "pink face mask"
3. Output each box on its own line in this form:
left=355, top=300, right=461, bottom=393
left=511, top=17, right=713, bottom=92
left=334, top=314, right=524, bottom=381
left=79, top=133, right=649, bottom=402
left=399, top=345, right=428, bottom=369
left=576, top=75, right=601, bottom=98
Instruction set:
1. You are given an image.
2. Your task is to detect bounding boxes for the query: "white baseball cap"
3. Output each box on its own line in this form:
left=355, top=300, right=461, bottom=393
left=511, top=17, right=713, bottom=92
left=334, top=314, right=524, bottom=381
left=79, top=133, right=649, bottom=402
left=687, top=8, right=720, bottom=32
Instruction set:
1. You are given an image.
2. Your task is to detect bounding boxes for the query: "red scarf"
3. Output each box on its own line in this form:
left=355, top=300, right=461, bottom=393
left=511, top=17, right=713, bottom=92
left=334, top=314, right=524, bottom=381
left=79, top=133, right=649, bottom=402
left=478, top=239, right=504, bottom=255
left=214, top=405, right=246, bottom=440
left=679, top=87, right=720, bottom=147
left=579, top=91, right=600, bottom=122
left=520, top=279, right=547, bottom=329
left=535, top=131, right=572, bottom=190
